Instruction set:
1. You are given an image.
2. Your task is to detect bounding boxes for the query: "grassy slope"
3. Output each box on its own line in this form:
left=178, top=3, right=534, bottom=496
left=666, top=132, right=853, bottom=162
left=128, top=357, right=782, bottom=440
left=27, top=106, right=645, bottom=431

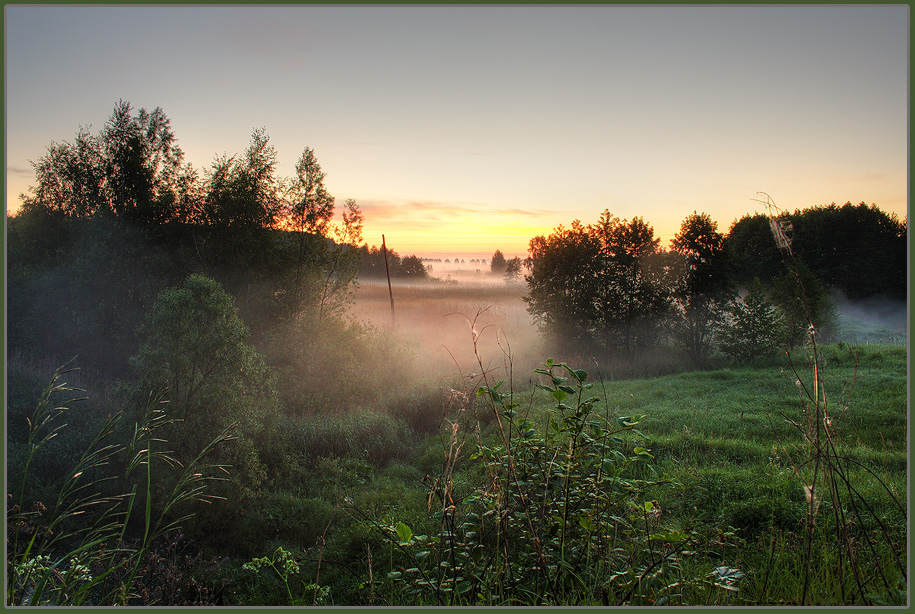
left=600, top=344, right=907, bottom=456
left=506, top=342, right=905, bottom=462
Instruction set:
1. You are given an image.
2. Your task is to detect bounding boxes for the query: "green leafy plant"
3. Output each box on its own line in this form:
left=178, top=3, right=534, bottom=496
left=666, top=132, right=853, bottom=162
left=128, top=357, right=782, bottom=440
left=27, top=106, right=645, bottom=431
left=243, top=547, right=329, bottom=605
left=357, top=306, right=732, bottom=605
left=717, top=277, right=782, bottom=363
left=369, top=350, right=755, bottom=606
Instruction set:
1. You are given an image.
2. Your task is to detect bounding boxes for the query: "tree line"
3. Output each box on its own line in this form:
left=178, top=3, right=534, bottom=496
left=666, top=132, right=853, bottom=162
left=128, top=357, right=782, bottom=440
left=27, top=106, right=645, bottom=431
left=10, top=101, right=906, bottom=376
left=7, top=101, right=432, bottom=373
left=522, top=202, right=905, bottom=366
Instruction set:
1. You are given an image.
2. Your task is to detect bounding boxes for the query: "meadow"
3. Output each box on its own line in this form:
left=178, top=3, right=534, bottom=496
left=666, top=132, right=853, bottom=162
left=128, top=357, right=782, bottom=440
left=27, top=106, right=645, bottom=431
left=224, top=281, right=907, bottom=606
left=8, top=278, right=907, bottom=606
left=8, top=100, right=907, bottom=606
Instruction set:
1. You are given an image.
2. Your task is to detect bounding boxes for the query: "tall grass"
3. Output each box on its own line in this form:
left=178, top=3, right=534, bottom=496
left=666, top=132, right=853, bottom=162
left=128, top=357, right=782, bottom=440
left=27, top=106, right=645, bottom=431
left=754, top=193, right=906, bottom=605
left=6, top=363, right=235, bottom=606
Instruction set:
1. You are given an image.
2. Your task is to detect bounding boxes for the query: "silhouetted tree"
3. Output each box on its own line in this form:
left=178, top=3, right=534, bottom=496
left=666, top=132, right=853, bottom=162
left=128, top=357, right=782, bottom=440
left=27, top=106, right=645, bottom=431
left=100, top=100, right=186, bottom=224
left=490, top=249, right=507, bottom=274
left=591, top=211, right=676, bottom=354
left=726, top=213, right=791, bottom=290
left=790, top=202, right=906, bottom=300
left=19, top=127, right=105, bottom=218
left=318, top=199, right=364, bottom=319
left=358, top=244, right=403, bottom=278
left=525, top=211, right=676, bottom=356
left=504, top=256, right=523, bottom=281
left=401, top=254, right=429, bottom=278
left=358, top=244, right=433, bottom=279
left=670, top=212, right=735, bottom=363
left=525, top=220, right=601, bottom=349
left=269, top=146, right=336, bottom=319
left=20, top=101, right=191, bottom=226
left=727, top=203, right=906, bottom=301
left=201, top=127, right=282, bottom=232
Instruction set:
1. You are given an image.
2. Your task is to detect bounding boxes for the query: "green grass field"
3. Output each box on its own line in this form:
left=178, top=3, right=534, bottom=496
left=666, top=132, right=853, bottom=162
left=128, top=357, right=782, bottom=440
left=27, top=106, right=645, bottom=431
left=209, top=341, right=906, bottom=606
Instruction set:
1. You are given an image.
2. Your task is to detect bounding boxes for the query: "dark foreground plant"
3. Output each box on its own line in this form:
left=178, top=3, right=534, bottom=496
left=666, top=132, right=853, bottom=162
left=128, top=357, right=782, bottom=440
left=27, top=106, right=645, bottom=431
left=7, top=363, right=234, bottom=606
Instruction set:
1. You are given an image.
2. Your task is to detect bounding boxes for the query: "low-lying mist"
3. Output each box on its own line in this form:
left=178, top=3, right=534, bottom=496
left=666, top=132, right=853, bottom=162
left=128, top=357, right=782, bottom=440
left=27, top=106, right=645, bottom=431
left=832, top=292, right=908, bottom=331
left=349, top=279, right=546, bottom=388
left=831, top=291, right=908, bottom=345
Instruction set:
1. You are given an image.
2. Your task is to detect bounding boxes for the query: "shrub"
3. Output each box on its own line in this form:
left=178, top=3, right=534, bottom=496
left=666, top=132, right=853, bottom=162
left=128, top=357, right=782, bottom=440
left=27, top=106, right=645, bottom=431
left=244, top=493, right=335, bottom=550
left=132, top=273, right=281, bottom=495
left=364, top=359, right=714, bottom=606
left=718, top=278, right=782, bottom=363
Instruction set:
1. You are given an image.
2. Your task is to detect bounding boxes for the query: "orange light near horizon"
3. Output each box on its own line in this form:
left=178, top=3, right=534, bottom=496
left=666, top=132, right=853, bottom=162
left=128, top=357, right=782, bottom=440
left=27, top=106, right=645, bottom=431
left=360, top=217, right=552, bottom=258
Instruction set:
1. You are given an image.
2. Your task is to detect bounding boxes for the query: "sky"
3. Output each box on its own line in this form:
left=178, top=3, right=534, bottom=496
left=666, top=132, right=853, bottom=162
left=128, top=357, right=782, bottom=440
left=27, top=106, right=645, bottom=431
left=4, top=5, right=909, bottom=258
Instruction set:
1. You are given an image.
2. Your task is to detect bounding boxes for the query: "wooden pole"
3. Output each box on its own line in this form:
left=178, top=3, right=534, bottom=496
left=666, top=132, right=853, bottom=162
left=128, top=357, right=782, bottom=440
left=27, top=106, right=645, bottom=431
left=381, top=234, right=395, bottom=322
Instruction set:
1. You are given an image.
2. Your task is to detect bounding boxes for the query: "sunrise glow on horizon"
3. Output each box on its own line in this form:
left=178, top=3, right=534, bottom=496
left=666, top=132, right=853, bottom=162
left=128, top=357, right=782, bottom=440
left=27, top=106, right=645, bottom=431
left=5, top=5, right=908, bottom=260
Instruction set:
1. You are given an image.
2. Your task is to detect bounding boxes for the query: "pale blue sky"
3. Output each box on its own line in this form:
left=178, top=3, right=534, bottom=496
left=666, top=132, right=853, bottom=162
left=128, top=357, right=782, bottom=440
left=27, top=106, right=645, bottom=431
left=5, top=5, right=908, bottom=256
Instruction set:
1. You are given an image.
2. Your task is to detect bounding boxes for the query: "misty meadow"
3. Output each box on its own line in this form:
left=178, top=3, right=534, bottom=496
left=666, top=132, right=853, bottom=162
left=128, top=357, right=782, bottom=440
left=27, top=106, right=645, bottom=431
left=6, top=103, right=908, bottom=606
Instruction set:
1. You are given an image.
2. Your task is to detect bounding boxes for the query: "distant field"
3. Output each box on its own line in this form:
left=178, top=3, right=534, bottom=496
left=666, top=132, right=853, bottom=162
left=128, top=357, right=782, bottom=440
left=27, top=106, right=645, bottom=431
left=350, top=280, right=546, bottom=380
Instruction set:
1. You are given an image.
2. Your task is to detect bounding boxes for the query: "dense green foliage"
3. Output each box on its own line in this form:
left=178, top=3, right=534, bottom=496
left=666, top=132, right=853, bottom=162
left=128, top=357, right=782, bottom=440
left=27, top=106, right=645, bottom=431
left=525, top=212, right=680, bottom=358
left=727, top=203, right=906, bottom=301
left=132, top=274, right=280, bottom=496
left=8, top=344, right=904, bottom=605
left=670, top=212, right=735, bottom=363
left=717, top=278, right=782, bottom=363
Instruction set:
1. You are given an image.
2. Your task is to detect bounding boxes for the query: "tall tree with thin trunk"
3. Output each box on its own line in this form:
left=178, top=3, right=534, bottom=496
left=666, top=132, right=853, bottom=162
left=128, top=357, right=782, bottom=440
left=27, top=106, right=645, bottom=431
left=318, top=198, right=364, bottom=320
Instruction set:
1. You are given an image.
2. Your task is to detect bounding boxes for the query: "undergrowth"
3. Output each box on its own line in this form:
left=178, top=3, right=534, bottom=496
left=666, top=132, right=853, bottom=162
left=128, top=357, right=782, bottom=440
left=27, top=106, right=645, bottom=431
left=6, top=363, right=234, bottom=606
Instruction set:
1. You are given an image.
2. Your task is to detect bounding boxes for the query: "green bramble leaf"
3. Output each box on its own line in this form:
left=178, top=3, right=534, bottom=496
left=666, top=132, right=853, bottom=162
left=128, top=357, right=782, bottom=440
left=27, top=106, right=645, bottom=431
left=395, top=521, right=413, bottom=544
